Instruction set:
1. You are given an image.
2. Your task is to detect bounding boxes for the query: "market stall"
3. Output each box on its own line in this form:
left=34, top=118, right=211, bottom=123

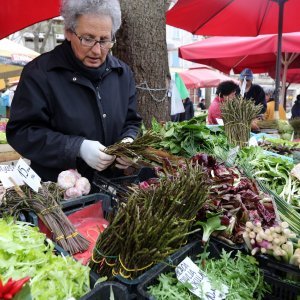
left=0, top=102, right=300, bottom=299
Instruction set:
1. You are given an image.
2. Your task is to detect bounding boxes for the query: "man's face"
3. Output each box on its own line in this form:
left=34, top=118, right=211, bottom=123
left=240, top=78, right=252, bottom=89
left=66, top=14, right=113, bottom=68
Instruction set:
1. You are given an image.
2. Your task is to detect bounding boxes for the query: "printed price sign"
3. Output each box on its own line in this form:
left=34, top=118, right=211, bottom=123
left=175, top=257, right=227, bottom=300
left=0, top=165, right=24, bottom=188
left=13, top=158, right=41, bottom=192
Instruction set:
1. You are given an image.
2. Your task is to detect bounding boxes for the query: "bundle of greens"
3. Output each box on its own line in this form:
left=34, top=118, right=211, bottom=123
left=148, top=116, right=229, bottom=158
left=149, top=250, right=270, bottom=300
left=89, top=164, right=209, bottom=279
left=0, top=218, right=90, bottom=300
left=0, top=182, right=89, bottom=254
left=258, top=139, right=300, bottom=156
left=237, top=146, right=300, bottom=210
left=220, top=95, right=262, bottom=148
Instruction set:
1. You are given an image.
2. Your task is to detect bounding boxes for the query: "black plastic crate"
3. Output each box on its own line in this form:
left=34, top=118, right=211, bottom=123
left=136, top=241, right=218, bottom=300
left=256, top=253, right=300, bottom=281
left=26, top=192, right=113, bottom=226
left=263, top=272, right=300, bottom=300
left=93, top=167, right=157, bottom=203
left=136, top=241, right=299, bottom=300
left=80, top=281, right=130, bottom=300
left=113, top=242, right=198, bottom=294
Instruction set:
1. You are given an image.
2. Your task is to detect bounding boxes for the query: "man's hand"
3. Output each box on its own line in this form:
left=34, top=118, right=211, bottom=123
left=115, top=137, right=134, bottom=169
left=115, top=156, right=133, bottom=169
left=79, top=140, right=115, bottom=171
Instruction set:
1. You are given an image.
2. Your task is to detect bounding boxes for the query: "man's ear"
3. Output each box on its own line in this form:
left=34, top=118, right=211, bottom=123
left=65, top=29, right=72, bottom=42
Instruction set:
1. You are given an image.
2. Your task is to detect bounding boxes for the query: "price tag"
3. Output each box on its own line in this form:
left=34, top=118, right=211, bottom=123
left=248, top=136, right=258, bottom=146
left=0, top=164, right=24, bottom=188
left=175, top=257, right=227, bottom=300
left=216, top=118, right=224, bottom=126
left=13, top=158, right=41, bottom=192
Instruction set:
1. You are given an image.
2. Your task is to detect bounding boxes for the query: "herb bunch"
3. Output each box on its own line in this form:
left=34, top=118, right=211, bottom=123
left=220, top=95, right=262, bottom=148
left=0, top=182, right=89, bottom=254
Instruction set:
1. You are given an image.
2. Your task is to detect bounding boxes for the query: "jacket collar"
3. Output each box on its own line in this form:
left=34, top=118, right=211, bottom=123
left=46, top=41, right=124, bottom=75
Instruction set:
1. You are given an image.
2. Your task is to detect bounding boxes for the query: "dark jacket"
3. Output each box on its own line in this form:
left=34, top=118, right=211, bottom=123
left=292, top=100, right=300, bottom=119
left=237, top=84, right=266, bottom=114
left=179, top=98, right=194, bottom=121
left=6, top=42, right=142, bottom=182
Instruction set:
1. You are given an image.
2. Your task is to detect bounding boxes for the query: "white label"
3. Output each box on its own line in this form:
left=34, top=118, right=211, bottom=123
left=248, top=136, right=258, bottom=146
left=175, top=257, right=227, bottom=300
left=13, top=158, right=41, bottom=193
left=0, top=165, right=24, bottom=188
left=216, top=118, right=224, bottom=126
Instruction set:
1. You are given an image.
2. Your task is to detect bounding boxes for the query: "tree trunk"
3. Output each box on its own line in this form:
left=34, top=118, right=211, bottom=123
left=114, top=1, right=170, bottom=127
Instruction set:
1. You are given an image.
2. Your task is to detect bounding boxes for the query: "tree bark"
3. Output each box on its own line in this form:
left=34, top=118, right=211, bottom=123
left=114, top=1, right=170, bottom=127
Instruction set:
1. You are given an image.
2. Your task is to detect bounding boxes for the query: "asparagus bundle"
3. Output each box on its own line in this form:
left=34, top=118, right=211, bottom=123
left=0, top=182, right=89, bottom=254
left=220, top=95, right=262, bottom=148
left=89, top=163, right=209, bottom=279
left=105, top=131, right=163, bottom=166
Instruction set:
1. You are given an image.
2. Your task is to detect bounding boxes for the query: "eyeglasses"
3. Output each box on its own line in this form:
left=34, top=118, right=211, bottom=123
left=72, top=31, right=116, bottom=49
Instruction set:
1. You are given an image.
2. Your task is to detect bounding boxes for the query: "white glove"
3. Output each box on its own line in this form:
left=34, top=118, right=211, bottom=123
left=79, top=140, right=115, bottom=171
left=121, top=137, right=134, bottom=143
left=115, top=137, right=134, bottom=169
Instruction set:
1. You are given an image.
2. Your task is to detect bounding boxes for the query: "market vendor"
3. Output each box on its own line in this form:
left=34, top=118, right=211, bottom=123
left=207, top=80, right=239, bottom=125
left=237, top=68, right=267, bottom=115
left=6, top=0, right=142, bottom=182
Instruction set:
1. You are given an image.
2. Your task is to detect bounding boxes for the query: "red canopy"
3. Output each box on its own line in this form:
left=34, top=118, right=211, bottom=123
left=0, top=0, right=60, bottom=39
left=166, top=0, right=300, bottom=36
left=178, top=64, right=238, bottom=89
left=270, top=68, right=300, bottom=84
left=166, top=0, right=300, bottom=113
left=179, top=33, right=300, bottom=74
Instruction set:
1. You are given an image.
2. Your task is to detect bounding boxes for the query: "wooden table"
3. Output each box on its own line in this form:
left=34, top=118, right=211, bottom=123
left=0, top=144, right=21, bottom=162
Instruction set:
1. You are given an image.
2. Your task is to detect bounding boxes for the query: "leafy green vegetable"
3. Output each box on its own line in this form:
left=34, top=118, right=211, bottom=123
left=0, top=218, right=90, bottom=300
left=148, top=251, right=270, bottom=300
left=150, top=116, right=229, bottom=158
left=195, top=214, right=227, bottom=243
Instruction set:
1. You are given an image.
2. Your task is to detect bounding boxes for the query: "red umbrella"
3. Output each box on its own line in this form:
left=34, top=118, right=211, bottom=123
left=166, top=0, right=300, bottom=114
left=179, top=33, right=300, bottom=101
left=179, top=33, right=300, bottom=74
left=178, top=64, right=238, bottom=88
left=166, top=0, right=300, bottom=36
left=0, top=0, right=60, bottom=39
left=270, top=68, right=300, bottom=84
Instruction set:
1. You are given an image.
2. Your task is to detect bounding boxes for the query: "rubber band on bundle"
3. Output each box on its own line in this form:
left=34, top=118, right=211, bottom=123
left=40, top=205, right=59, bottom=215
left=119, top=255, right=154, bottom=272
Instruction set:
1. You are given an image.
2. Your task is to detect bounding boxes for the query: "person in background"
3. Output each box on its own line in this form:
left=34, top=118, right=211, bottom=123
left=179, top=97, right=194, bottom=121
left=6, top=0, right=142, bottom=183
left=208, top=80, right=239, bottom=125
left=237, top=68, right=266, bottom=115
left=198, top=98, right=206, bottom=110
left=264, top=89, right=286, bottom=120
left=291, top=95, right=300, bottom=119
